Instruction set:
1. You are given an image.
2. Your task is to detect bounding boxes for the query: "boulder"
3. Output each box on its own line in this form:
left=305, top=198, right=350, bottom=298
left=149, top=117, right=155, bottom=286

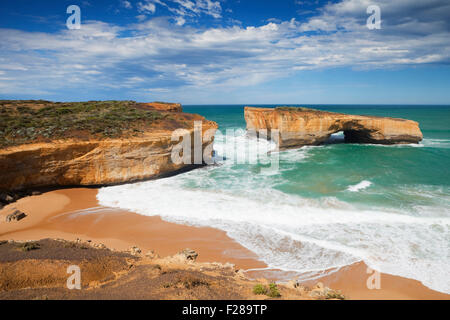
left=5, top=209, right=27, bottom=222
left=0, top=193, right=14, bottom=203
left=94, top=243, right=106, bottom=249
left=145, top=250, right=160, bottom=259
left=314, top=282, right=324, bottom=290
left=130, top=246, right=142, bottom=255
left=236, top=269, right=247, bottom=279
left=308, top=282, right=345, bottom=300
left=178, top=248, right=198, bottom=261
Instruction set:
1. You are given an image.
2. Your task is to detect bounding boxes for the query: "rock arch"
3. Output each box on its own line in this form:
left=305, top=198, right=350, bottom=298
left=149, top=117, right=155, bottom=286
left=244, top=107, right=423, bottom=149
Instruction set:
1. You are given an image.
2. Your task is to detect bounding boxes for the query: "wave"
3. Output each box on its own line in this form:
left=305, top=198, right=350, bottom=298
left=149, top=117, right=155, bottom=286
left=97, top=175, right=450, bottom=294
left=421, top=138, right=450, bottom=149
left=347, top=180, right=372, bottom=192
left=96, top=131, right=450, bottom=294
left=361, top=138, right=450, bottom=149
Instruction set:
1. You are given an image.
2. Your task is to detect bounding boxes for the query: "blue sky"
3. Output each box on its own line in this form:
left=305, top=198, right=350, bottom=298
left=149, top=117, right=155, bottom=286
left=0, top=0, right=449, bottom=104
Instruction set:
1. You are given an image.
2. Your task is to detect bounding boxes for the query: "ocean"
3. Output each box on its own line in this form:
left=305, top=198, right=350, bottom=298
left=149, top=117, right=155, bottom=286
left=97, top=105, right=450, bottom=294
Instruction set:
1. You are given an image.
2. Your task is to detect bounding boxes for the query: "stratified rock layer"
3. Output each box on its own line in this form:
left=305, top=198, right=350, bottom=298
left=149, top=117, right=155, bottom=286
left=244, top=107, right=423, bottom=149
left=140, top=102, right=183, bottom=112
left=0, top=112, right=217, bottom=191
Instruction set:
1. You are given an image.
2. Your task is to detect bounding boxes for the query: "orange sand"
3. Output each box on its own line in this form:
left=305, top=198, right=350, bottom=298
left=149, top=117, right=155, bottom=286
left=0, top=188, right=265, bottom=269
left=0, top=188, right=448, bottom=300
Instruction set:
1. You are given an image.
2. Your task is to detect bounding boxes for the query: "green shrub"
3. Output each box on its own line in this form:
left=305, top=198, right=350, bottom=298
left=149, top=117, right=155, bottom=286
left=252, top=283, right=281, bottom=297
left=267, top=283, right=281, bottom=298
left=253, top=284, right=268, bottom=295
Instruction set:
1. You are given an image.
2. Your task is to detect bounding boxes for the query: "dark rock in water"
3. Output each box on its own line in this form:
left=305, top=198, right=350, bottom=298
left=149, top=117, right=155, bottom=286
left=5, top=210, right=27, bottom=222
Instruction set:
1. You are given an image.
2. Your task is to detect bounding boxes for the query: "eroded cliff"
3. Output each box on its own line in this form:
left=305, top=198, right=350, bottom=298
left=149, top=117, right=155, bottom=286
left=244, top=106, right=423, bottom=149
left=0, top=100, right=217, bottom=192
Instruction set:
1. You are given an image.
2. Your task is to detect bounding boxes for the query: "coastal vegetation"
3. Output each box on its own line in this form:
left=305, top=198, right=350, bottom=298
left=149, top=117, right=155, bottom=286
left=0, top=100, right=217, bottom=193
left=252, top=283, right=281, bottom=298
left=0, top=239, right=340, bottom=300
left=275, top=106, right=316, bottom=112
left=19, top=242, right=40, bottom=252
left=0, top=100, right=173, bottom=147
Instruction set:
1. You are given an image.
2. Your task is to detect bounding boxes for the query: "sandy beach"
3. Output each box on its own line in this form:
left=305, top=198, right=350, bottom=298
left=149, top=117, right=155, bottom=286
left=0, top=188, right=448, bottom=300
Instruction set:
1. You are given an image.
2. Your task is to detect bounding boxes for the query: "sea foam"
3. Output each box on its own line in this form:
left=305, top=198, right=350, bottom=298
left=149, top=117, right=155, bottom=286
left=97, top=132, right=450, bottom=294
left=97, top=174, right=450, bottom=294
left=347, top=180, right=372, bottom=192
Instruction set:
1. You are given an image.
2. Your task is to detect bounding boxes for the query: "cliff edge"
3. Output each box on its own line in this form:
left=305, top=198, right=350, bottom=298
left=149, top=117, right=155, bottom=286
left=244, top=106, right=423, bottom=149
left=0, top=100, right=217, bottom=192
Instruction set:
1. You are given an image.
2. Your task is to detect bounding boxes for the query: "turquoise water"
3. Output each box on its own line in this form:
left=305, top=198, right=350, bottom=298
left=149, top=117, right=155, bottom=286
left=185, top=105, right=450, bottom=214
left=98, top=105, right=450, bottom=293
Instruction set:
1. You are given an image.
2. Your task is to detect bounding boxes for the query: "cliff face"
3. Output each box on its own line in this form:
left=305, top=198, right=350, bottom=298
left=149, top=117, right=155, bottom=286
left=140, top=102, right=183, bottom=112
left=0, top=102, right=217, bottom=192
left=244, top=107, right=423, bottom=149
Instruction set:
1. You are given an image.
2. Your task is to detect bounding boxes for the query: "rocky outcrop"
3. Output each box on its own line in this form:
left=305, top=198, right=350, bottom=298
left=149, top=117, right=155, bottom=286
left=178, top=248, right=199, bottom=261
left=140, top=102, right=182, bottom=112
left=0, top=190, right=41, bottom=209
left=5, top=210, right=27, bottom=222
left=0, top=239, right=344, bottom=300
left=0, top=112, right=217, bottom=192
left=245, top=107, right=423, bottom=149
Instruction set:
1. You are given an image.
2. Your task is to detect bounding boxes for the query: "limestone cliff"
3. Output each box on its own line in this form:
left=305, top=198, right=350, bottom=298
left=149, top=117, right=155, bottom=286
left=0, top=101, right=217, bottom=192
left=140, top=102, right=183, bottom=112
left=244, top=106, right=423, bottom=149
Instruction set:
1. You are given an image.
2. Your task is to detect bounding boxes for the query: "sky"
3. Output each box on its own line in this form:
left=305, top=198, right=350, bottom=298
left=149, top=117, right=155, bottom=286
left=0, top=0, right=449, bottom=104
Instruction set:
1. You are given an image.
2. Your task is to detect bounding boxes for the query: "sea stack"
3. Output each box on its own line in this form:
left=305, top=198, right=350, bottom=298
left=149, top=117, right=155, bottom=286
left=244, top=106, right=423, bottom=149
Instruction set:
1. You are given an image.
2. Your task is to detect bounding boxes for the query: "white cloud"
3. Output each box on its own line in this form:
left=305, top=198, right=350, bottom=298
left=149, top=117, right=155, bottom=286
left=149, top=0, right=222, bottom=21
left=122, top=1, right=132, bottom=9
left=0, top=0, right=449, bottom=99
left=138, top=1, right=156, bottom=14
left=175, top=16, right=186, bottom=26
left=136, top=14, right=147, bottom=21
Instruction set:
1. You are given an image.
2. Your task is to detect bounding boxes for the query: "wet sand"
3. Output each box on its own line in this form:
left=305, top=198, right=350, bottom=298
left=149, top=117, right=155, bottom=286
left=0, top=188, right=265, bottom=270
left=0, top=188, right=448, bottom=300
